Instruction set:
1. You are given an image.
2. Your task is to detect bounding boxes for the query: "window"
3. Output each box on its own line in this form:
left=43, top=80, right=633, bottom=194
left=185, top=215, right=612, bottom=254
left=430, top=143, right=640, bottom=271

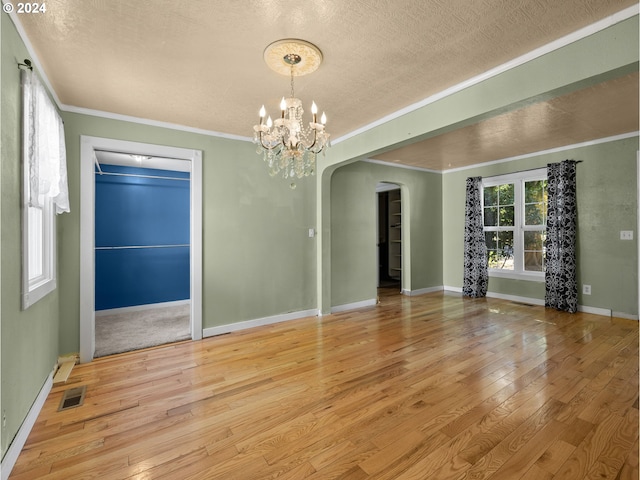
left=483, top=169, right=547, bottom=280
left=22, top=180, right=57, bottom=309
left=21, top=69, right=69, bottom=309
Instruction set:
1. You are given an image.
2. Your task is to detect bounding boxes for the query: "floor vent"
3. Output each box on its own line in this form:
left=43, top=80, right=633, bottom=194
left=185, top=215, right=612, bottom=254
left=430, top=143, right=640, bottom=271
left=58, top=386, right=86, bottom=411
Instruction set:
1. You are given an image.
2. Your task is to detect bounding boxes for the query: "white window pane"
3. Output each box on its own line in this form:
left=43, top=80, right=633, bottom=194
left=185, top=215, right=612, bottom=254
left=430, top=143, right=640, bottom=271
left=488, top=230, right=514, bottom=270
left=28, top=205, right=44, bottom=280
left=524, top=230, right=546, bottom=272
left=483, top=170, right=547, bottom=278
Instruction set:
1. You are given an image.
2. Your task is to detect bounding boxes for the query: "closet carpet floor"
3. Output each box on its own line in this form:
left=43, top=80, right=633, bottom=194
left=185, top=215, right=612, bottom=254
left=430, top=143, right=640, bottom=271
left=94, top=303, right=191, bottom=357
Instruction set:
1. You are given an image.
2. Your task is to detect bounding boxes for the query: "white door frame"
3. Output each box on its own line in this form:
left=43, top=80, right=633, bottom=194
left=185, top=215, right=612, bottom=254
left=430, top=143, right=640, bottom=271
left=79, top=135, right=203, bottom=363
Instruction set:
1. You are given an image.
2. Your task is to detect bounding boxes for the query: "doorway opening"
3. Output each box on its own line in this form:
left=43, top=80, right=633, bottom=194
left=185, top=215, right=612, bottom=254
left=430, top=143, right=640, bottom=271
left=93, top=151, right=192, bottom=357
left=377, top=183, right=402, bottom=295
left=79, top=136, right=202, bottom=363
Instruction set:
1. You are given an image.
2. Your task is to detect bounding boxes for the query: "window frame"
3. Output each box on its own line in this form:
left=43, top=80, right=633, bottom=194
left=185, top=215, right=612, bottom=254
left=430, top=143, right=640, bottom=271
left=482, top=168, right=547, bottom=282
left=21, top=96, right=57, bottom=310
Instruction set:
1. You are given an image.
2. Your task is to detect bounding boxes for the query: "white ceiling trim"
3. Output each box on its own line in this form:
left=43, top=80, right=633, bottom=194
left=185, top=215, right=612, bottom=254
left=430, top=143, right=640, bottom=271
left=63, top=104, right=253, bottom=143
left=361, top=131, right=640, bottom=176
left=442, top=131, right=640, bottom=174
left=363, top=158, right=441, bottom=174
left=331, top=4, right=639, bottom=146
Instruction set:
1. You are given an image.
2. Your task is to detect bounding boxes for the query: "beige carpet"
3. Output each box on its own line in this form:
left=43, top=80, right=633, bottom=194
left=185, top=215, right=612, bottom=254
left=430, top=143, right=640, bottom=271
left=95, top=303, right=191, bottom=357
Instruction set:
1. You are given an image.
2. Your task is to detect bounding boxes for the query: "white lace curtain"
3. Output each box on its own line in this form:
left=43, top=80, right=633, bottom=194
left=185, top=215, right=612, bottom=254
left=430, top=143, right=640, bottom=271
left=22, top=69, right=69, bottom=214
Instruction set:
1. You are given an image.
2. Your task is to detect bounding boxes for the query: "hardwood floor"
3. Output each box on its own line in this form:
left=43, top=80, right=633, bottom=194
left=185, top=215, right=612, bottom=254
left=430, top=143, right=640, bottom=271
left=9, top=290, right=639, bottom=479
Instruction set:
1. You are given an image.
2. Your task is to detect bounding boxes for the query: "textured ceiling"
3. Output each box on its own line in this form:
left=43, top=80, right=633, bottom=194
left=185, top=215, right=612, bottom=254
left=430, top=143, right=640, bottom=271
left=372, top=72, right=640, bottom=170
left=13, top=0, right=640, bottom=171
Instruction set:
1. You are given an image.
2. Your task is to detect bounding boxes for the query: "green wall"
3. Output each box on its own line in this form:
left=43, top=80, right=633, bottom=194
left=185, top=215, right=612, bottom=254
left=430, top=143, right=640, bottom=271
left=1, top=14, right=60, bottom=460
left=330, top=161, right=442, bottom=307
left=316, top=14, right=638, bottom=314
left=442, top=137, right=638, bottom=316
left=59, top=113, right=317, bottom=354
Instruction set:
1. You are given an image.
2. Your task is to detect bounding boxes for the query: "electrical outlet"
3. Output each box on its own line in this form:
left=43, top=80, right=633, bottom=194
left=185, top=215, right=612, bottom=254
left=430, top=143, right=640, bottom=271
left=620, top=231, right=634, bottom=240
left=583, top=284, right=591, bottom=295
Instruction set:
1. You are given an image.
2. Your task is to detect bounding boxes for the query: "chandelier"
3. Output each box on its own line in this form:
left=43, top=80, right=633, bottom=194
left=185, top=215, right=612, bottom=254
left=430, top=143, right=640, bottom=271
left=253, top=39, right=330, bottom=179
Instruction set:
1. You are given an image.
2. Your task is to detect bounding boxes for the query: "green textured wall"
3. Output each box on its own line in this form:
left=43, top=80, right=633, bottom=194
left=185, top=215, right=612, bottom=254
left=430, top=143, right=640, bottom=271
left=330, top=161, right=442, bottom=307
left=316, top=15, right=638, bottom=313
left=442, top=137, right=638, bottom=316
left=59, top=113, right=317, bottom=354
left=1, top=14, right=60, bottom=461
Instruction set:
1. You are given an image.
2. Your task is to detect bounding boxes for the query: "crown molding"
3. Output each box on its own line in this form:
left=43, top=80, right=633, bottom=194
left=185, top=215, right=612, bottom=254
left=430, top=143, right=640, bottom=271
left=442, top=131, right=640, bottom=174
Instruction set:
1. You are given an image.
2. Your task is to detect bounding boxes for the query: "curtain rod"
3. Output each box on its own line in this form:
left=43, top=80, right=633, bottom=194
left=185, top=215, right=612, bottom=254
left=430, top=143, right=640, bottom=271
left=483, top=160, right=582, bottom=178
left=17, top=59, right=32, bottom=70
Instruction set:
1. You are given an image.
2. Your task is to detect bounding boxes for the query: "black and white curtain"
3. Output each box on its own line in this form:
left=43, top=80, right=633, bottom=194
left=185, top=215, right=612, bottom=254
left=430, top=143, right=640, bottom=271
left=463, top=176, right=488, bottom=298
left=545, top=160, right=578, bottom=313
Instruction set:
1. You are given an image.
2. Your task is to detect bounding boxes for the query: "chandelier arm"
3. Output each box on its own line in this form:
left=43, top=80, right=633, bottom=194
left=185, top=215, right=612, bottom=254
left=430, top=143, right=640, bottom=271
left=258, top=130, right=284, bottom=151
left=298, top=127, right=318, bottom=152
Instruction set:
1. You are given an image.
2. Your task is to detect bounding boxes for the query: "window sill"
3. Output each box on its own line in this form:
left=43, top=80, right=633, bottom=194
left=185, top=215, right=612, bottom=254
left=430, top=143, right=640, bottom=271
left=22, top=278, right=56, bottom=310
left=488, top=270, right=544, bottom=282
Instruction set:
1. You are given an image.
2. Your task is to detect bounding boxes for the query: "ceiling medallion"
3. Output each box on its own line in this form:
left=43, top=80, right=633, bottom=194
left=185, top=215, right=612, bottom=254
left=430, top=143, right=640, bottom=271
left=253, top=39, right=330, bottom=181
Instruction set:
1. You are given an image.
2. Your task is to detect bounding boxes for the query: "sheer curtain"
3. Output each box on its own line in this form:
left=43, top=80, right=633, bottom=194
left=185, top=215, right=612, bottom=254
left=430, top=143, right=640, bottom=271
left=463, top=176, right=488, bottom=297
left=22, top=69, right=69, bottom=214
left=545, top=160, right=578, bottom=313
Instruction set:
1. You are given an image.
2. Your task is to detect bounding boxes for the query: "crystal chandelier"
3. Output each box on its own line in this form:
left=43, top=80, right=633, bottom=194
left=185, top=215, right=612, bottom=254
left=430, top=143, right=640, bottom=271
left=253, top=39, right=330, bottom=179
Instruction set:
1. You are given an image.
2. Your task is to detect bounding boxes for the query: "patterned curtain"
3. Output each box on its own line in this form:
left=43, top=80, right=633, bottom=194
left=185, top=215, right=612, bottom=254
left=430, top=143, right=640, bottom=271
left=463, top=176, right=488, bottom=297
left=545, top=160, right=578, bottom=313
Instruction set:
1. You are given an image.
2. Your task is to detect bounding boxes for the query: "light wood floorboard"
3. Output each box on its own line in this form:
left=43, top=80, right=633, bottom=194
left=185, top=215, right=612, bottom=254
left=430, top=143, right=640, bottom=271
left=9, top=290, right=639, bottom=479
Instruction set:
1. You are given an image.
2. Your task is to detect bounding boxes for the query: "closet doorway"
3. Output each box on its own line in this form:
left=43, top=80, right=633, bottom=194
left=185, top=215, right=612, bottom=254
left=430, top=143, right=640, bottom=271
left=93, top=151, right=191, bottom=357
left=377, top=182, right=402, bottom=293
left=79, top=137, right=202, bottom=363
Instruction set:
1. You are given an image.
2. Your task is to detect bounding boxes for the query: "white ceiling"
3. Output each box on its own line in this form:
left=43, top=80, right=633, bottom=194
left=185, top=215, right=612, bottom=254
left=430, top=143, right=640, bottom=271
left=11, top=0, right=639, bottom=171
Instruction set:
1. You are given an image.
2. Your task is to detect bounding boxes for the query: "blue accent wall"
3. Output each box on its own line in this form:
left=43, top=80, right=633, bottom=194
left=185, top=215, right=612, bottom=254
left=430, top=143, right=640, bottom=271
left=95, top=164, right=190, bottom=310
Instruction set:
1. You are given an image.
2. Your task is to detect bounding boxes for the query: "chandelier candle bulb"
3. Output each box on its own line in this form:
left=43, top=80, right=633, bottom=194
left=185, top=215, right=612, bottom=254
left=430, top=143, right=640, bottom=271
left=280, top=97, right=286, bottom=118
left=259, top=105, right=266, bottom=124
left=321, top=112, right=326, bottom=125
left=311, top=101, right=318, bottom=123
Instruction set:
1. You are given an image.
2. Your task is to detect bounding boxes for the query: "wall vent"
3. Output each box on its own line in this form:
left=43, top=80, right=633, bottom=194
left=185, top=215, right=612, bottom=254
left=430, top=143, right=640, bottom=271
left=58, top=386, right=86, bottom=411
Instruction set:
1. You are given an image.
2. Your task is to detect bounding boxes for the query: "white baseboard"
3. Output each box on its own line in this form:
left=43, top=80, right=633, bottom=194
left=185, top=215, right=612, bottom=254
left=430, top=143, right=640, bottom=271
left=331, top=298, right=377, bottom=313
left=612, top=311, right=639, bottom=320
left=203, top=309, right=319, bottom=337
left=485, top=291, right=546, bottom=306
left=443, top=286, right=627, bottom=318
left=579, top=305, right=613, bottom=317
left=95, top=299, right=190, bottom=317
left=403, top=286, right=444, bottom=296
left=443, top=285, right=463, bottom=294
left=444, top=285, right=545, bottom=305
left=1, top=371, right=54, bottom=480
